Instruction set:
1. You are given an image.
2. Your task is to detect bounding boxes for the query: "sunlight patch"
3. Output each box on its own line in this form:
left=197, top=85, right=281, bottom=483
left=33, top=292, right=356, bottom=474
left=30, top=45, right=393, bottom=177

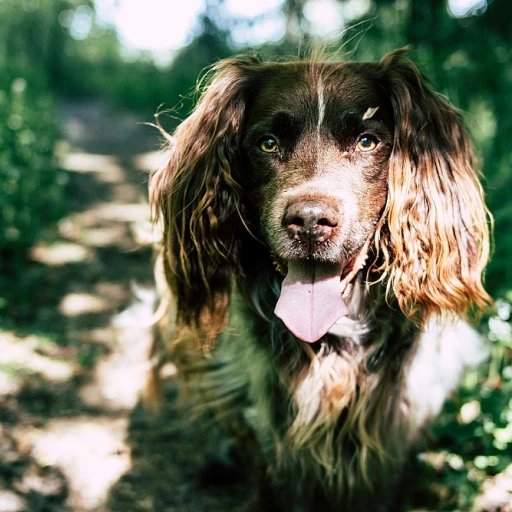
left=31, top=242, right=93, bottom=266
left=133, top=150, right=168, bottom=172
left=459, top=400, right=481, bottom=424
left=0, top=490, right=27, bottom=512
left=0, top=332, right=74, bottom=385
left=60, top=152, right=125, bottom=178
left=85, top=202, right=150, bottom=223
left=26, top=417, right=131, bottom=510
left=80, top=327, right=150, bottom=410
left=59, top=293, right=111, bottom=317
left=78, top=226, right=127, bottom=247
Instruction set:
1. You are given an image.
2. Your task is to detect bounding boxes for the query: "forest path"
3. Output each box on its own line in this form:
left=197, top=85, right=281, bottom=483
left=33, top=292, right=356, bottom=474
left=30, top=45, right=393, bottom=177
left=0, top=100, right=249, bottom=512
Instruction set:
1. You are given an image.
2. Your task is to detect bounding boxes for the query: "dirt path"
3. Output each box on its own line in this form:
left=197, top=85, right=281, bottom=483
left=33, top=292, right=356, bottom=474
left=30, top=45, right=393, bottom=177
left=0, top=100, right=250, bottom=512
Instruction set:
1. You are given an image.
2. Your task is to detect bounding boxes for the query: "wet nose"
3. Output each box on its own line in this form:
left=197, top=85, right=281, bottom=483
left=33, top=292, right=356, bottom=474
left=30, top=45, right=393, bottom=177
left=283, top=200, right=338, bottom=243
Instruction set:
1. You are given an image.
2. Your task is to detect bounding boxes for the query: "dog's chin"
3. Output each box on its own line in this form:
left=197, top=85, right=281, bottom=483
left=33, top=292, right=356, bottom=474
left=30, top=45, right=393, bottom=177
left=285, top=242, right=341, bottom=262
left=271, top=239, right=370, bottom=284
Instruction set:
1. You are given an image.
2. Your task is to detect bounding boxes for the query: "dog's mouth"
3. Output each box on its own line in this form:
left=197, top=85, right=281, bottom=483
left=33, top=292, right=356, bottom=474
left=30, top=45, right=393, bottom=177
left=274, top=239, right=371, bottom=343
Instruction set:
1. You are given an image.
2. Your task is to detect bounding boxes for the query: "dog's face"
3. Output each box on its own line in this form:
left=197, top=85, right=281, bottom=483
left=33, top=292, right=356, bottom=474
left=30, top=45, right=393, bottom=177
left=152, top=52, right=490, bottom=345
left=239, top=62, right=396, bottom=342
left=242, top=62, right=393, bottom=266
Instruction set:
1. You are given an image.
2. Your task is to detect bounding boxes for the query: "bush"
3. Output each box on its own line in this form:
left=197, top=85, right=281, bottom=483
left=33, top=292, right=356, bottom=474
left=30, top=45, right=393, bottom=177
left=0, top=0, right=67, bottom=257
left=0, top=76, right=63, bottom=254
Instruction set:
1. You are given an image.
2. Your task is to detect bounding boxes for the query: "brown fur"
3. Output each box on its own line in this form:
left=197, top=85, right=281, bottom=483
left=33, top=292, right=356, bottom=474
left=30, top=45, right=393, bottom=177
left=149, top=50, right=491, bottom=510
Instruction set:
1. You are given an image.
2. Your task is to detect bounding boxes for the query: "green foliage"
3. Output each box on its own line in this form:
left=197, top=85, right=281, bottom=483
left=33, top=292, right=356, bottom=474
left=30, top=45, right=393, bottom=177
left=0, top=77, right=62, bottom=252
left=0, top=1, right=69, bottom=323
left=0, top=1, right=66, bottom=255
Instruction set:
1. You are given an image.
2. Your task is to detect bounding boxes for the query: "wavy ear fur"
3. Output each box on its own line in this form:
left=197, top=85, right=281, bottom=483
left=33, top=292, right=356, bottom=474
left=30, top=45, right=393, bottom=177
left=377, top=49, right=491, bottom=321
left=150, top=56, right=260, bottom=347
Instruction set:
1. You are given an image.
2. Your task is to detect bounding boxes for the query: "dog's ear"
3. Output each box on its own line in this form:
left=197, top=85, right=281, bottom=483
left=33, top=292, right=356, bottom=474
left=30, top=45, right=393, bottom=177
left=377, top=49, right=491, bottom=321
left=150, top=56, right=260, bottom=347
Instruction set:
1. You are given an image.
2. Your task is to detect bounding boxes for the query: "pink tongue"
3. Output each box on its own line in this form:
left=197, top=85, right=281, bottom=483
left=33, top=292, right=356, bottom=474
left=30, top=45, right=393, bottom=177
left=274, top=261, right=348, bottom=343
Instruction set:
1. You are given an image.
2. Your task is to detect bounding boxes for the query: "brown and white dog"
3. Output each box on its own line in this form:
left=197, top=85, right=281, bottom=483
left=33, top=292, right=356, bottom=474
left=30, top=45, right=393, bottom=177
left=149, top=49, right=491, bottom=510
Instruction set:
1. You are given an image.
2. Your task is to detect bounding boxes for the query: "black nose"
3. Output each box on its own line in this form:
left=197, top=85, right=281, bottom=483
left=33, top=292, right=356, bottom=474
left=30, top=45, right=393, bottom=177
left=283, top=200, right=339, bottom=243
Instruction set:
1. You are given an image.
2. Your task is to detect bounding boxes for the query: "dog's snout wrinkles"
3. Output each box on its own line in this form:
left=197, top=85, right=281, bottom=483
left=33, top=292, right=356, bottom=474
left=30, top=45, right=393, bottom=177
left=283, top=200, right=338, bottom=243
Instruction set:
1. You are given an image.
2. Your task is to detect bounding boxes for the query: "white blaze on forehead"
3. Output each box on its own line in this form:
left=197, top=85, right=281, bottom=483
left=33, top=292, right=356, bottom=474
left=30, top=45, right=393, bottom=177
left=362, top=106, right=379, bottom=120
left=316, top=78, right=325, bottom=156
left=317, top=79, right=325, bottom=129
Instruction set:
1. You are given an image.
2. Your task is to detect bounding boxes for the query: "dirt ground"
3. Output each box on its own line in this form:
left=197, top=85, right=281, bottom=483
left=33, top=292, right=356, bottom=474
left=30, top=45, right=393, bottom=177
left=0, top=100, right=251, bottom=512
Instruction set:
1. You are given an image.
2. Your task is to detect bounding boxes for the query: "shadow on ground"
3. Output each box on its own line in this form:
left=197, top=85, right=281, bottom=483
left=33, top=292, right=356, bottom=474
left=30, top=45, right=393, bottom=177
left=107, top=383, right=252, bottom=512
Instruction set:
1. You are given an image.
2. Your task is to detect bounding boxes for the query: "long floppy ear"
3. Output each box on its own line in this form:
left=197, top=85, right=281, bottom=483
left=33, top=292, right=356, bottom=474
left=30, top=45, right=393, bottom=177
left=150, top=56, right=260, bottom=347
left=377, top=49, right=491, bottom=321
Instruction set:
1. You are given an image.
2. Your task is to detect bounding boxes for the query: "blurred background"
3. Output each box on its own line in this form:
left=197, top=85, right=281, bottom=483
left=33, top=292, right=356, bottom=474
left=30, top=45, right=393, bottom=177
left=0, top=0, right=511, bottom=511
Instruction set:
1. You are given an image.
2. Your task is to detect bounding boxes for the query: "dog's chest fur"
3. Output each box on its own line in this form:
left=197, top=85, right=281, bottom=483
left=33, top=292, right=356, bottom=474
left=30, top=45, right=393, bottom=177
left=185, top=281, right=487, bottom=510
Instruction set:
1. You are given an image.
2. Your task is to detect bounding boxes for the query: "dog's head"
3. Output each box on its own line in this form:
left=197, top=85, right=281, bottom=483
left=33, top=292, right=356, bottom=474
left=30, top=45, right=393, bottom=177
left=151, top=50, right=490, bottom=346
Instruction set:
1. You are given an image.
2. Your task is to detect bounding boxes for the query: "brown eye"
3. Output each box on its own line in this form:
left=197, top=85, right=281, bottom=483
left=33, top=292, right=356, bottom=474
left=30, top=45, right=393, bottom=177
left=356, top=135, right=378, bottom=152
left=259, top=137, right=279, bottom=153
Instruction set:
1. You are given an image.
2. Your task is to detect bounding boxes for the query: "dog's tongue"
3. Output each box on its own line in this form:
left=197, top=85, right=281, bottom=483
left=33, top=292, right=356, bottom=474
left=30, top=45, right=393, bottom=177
left=275, top=261, right=348, bottom=343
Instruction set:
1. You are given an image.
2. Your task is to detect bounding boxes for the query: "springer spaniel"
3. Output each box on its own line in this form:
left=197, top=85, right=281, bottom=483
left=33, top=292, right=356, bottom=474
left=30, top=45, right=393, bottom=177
left=149, top=49, right=491, bottom=510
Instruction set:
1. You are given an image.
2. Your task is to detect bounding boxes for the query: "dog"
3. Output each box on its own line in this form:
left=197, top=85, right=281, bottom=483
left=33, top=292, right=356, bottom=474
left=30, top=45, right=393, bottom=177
left=149, top=49, right=491, bottom=510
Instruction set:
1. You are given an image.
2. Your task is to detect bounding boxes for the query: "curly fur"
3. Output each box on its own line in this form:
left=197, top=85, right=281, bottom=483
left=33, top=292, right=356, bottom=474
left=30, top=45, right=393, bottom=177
left=149, top=49, right=491, bottom=511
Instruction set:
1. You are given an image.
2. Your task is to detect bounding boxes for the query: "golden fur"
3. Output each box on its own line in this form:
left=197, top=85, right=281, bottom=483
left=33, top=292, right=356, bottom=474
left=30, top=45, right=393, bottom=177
left=148, top=50, right=491, bottom=510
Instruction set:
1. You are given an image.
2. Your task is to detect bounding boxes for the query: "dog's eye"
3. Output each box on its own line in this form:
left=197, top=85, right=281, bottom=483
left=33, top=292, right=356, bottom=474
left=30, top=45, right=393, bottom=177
left=259, top=137, right=279, bottom=153
left=356, top=135, right=378, bottom=152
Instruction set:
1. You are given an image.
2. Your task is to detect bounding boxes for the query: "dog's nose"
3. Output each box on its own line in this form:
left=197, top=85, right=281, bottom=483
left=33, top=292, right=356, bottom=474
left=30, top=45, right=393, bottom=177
left=283, top=200, right=338, bottom=243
